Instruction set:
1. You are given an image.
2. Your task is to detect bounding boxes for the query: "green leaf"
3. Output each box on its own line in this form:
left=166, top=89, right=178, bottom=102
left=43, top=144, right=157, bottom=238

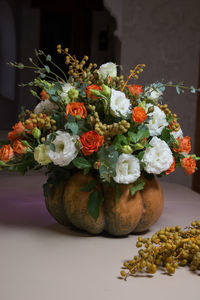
left=115, top=184, right=122, bottom=203
left=160, top=127, right=171, bottom=142
left=99, top=146, right=119, bottom=182
left=137, top=151, right=145, bottom=160
left=136, top=128, right=150, bottom=141
left=130, top=178, right=145, bottom=196
left=44, top=65, right=50, bottom=73
left=72, top=157, right=92, bottom=169
left=87, top=191, right=104, bottom=221
left=176, top=86, right=181, bottom=94
left=67, top=114, right=76, bottom=123
left=48, top=88, right=56, bottom=95
left=128, top=131, right=138, bottom=143
left=0, top=160, right=6, bottom=166
left=46, top=55, right=52, bottom=61
left=51, top=96, right=58, bottom=102
left=166, top=114, right=173, bottom=124
left=49, top=143, right=56, bottom=152
left=80, top=180, right=97, bottom=192
left=66, top=122, right=78, bottom=135
left=83, top=167, right=90, bottom=175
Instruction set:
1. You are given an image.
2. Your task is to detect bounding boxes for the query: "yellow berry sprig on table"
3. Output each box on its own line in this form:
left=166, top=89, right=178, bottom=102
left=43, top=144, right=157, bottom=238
left=120, top=220, right=200, bottom=280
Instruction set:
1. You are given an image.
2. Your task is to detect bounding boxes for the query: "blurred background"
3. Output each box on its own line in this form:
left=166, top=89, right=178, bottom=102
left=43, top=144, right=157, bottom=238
left=0, top=0, right=200, bottom=191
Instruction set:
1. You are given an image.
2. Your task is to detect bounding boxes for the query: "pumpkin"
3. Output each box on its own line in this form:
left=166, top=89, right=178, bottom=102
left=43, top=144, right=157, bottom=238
left=45, top=172, right=164, bottom=236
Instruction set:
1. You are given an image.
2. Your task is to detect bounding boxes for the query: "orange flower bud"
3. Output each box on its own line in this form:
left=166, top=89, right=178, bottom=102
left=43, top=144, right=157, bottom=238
left=181, top=156, right=196, bottom=175
left=13, top=140, right=27, bottom=155
left=0, top=145, right=14, bottom=162
left=132, top=107, right=147, bottom=123
left=173, top=136, right=191, bottom=154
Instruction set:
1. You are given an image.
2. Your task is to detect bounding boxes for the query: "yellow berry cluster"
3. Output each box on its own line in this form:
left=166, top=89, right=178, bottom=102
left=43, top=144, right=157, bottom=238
left=121, top=64, right=146, bottom=92
left=23, top=110, right=57, bottom=132
left=158, top=104, right=180, bottom=131
left=57, top=45, right=97, bottom=84
left=88, top=105, right=130, bottom=141
left=120, top=220, right=200, bottom=280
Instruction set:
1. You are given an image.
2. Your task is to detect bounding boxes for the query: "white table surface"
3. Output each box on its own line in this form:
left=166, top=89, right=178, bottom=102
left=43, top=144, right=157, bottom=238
left=0, top=173, right=200, bottom=300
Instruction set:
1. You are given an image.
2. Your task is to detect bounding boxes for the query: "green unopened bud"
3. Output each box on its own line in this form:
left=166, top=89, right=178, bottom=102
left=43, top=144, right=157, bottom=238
left=90, top=89, right=102, bottom=97
left=122, top=145, right=133, bottom=154
left=32, top=127, right=41, bottom=139
left=75, top=115, right=82, bottom=120
left=134, top=143, right=144, bottom=150
left=21, top=140, right=31, bottom=147
left=101, top=84, right=111, bottom=98
left=30, top=89, right=38, bottom=97
left=68, top=88, right=79, bottom=100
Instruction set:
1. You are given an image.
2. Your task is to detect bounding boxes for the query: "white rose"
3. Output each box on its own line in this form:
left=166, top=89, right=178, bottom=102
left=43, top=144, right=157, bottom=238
left=171, top=128, right=183, bottom=139
left=97, top=62, right=117, bottom=80
left=113, top=154, right=140, bottom=184
left=34, top=99, right=58, bottom=115
left=46, top=131, right=79, bottom=167
left=142, top=136, right=173, bottom=174
left=145, top=104, right=168, bottom=136
left=146, top=86, right=163, bottom=100
left=60, top=83, right=73, bottom=102
left=34, top=144, right=52, bottom=165
left=110, top=89, right=131, bottom=118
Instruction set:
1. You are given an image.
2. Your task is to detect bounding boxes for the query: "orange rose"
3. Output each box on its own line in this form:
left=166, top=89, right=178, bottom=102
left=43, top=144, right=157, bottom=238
left=66, top=102, right=87, bottom=119
left=85, top=85, right=102, bottom=100
left=13, top=140, right=27, bottom=155
left=0, top=145, right=14, bottom=162
left=132, top=107, right=147, bottom=123
left=8, top=121, right=25, bottom=141
left=13, top=121, right=25, bottom=135
left=165, top=158, right=175, bottom=175
left=128, top=84, right=143, bottom=96
left=40, top=90, right=49, bottom=100
left=181, top=156, right=196, bottom=175
left=79, top=130, right=104, bottom=156
left=173, top=136, right=191, bottom=154
left=8, top=131, right=17, bottom=142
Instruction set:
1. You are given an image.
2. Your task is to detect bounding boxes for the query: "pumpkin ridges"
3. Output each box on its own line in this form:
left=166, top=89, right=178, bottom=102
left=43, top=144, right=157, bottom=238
left=103, top=184, right=144, bottom=236
left=133, top=178, right=164, bottom=232
left=63, top=172, right=105, bottom=234
left=45, top=181, right=69, bottom=226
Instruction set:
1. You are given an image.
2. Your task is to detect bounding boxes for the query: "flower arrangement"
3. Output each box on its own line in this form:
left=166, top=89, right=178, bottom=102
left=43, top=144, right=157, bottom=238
left=0, top=45, right=199, bottom=221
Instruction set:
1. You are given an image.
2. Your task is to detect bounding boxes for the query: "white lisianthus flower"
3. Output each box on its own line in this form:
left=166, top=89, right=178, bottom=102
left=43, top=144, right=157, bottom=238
left=113, top=154, right=140, bottom=184
left=46, top=131, right=79, bottom=167
left=110, top=89, right=131, bottom=118
left=34, top=99, right=58, bottom=115
left=60, top=83, right=73, bottom=102
left=145, top=104, right=168, bottom=136
left=34, top=144, right=52, bottom=165
left=142, top=137, right=173, bottom=174
left=146, top=86, right=163, bottom=100
left=171, top=128, right=183, bottom=139
left=97, top=62, right=117, bottom=80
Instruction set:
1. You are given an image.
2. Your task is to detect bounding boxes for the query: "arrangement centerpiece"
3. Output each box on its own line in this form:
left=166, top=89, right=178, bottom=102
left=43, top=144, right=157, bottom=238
left=0, top=45, right=199, bottom=236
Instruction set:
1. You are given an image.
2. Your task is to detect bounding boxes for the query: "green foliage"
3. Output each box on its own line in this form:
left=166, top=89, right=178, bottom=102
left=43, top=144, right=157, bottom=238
left=99, top=146, right=119, bottom=182
left=80, top=180, right=97, bottom=192
left=130, top=178, right=145, bottom=196
left=72, top=157, right=92, bottom=170
left=87, top=190, right=104, bottom=221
